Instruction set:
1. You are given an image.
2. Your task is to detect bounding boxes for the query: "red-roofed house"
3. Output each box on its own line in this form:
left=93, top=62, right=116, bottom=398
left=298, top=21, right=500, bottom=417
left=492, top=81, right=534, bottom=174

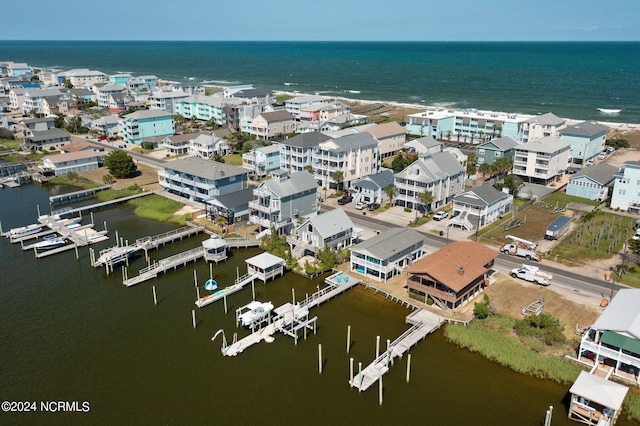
left=405, top=241, right=497, bottom=311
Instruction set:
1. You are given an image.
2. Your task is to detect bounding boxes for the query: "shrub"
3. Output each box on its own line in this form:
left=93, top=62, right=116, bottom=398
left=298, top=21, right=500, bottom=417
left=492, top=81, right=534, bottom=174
left=514, top=313, right=566, bottom=346
left=404, top=207, right=412, bottom=213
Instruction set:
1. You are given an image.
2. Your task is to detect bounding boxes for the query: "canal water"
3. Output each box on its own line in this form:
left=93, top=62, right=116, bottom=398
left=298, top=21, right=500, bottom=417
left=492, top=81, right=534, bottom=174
left=1, top=183, right=636, bottom=425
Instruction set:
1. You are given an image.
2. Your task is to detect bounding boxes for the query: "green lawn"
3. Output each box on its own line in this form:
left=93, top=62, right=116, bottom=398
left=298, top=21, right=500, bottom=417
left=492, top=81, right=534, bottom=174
left=222, top=153, right=243, bottom=166
left=127, top=194, right=185, bottom=222
left=541, top=192, right=601, bottom=208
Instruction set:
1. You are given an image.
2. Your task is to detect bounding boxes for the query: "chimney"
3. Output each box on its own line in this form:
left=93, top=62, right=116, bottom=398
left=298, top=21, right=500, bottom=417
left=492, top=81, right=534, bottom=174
left=458, top=266, right=464, bottom=275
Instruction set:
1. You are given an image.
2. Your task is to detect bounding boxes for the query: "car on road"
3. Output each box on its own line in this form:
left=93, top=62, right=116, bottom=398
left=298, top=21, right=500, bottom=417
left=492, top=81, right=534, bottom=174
left=337, top=195, right=353, bottom=205
left=367, top=203, right=380, bottom=211
left=632, top=230, right=640, bottom=241
left=432, top=211, right=449, bottom=221
left=355, top=201, right=369, bottom=210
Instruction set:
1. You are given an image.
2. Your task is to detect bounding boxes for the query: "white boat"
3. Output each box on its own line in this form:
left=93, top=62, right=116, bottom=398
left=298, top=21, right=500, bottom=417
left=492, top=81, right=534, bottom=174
left=598, top=108, right=621, bottom=114
left=33, top=236, right=67, bottom=251
left=7, top=224, right=43, bottom=239
left=237, top=301, right=274, bottom=327
left=94, top=245, right=141, bottom=267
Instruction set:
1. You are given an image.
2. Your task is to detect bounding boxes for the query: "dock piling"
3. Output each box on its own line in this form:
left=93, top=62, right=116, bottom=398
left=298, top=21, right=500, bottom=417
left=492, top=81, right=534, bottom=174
left=209, top=263, right=213, bottom=280
left=223, top=294, right=228, bottom=314
left=350, top=357, right=354, bottom=385
left=292, top=288, right=296, bottom=305
left=386, top=339, right=391, bottom=367
left=406, top=354, right=411, bottom=383
left=90, top=212, right=94, bottom=225
left=103, top=221, right=107, bottom=232
left=252, top=280, right=255, bottom=301
left=378, top=376, right=383, bottom=405
left=192, top=309, right=197, bottom=329
left=197, top=286, right=200, bottom=300
left=37, top=204, right=41, bottom=217
left=318, top=344, right=322, bottom=374
left=347, top=325, right=351, bottom=353
left=358, top=362, right=362, bottom=392
left=193, top=269, right=197, bottom=287
left=152, top=285, right=157, bottom=305
left=376, top=335, right=380, bottom=359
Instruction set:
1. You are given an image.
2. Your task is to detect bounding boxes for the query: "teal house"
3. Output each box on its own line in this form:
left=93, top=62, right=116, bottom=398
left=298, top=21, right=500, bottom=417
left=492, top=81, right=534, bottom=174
left=476, top=136, right=518, bottom=166
left=119, top=109, right=174, bottom=145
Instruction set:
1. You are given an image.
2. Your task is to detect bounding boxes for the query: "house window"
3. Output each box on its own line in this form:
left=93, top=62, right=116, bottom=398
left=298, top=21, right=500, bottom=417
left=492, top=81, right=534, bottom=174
left=478, top=149, right=485, bottom=155
left=495, top=152, right=501, bottom=157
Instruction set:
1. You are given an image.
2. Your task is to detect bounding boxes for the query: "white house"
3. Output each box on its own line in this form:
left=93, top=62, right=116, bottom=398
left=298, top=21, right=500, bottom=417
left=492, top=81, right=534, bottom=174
left=610, top=161, right=640, bottom=212
left=41, top=151, right=103, bottom=176
left=449, top=184, right=513, bottom=230
left=279, top=131, right=331, bottom=174
left=188, top=132, right=231, bottom=159
left=519, top=112, right=566, bottom=143
left=511, top=136, right=572, bottom=185
left=242, top=144, right=281, bottom=179
left=287, top=208, right=359, bottom=259
left=362, top=121, right=406, bottom=159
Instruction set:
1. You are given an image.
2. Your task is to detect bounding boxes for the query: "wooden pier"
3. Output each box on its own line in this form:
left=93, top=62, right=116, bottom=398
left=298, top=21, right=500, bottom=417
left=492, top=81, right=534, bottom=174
left=349, top=309, right=445, bottom=392
left=51, top=191, right=152, bottom=217
left=224, top=236, right=260, bottom=248
left=135, top=225, right=204, bottom=251
left=195, top=273, right=258, bottom=308
left=124, top=246, right=205, bottom=286
left=301, top=272, right=359, bottom=309
left=49, top=185, right=111, bottom=205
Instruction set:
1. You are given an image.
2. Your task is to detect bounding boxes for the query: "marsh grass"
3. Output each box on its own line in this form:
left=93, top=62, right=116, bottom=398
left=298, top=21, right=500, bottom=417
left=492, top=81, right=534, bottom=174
left=95, top=185, right=143, bottom=201
left=127, top=194, right=184, bottom=222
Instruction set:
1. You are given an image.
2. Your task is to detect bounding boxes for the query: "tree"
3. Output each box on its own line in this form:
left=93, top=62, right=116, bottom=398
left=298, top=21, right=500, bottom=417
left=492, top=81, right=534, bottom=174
left=62, top=78, right=73, bottom=89
left=54, top=113, right=66, bottom=129
left=417, top=189, right=434, bottom=214
left=466, top=152, right=478, bottom=176
left=391, top=152, right=417, bottom=172
left=104, top=150, right=138, bottom=178
left=102, top=173, right=114, bottom=184
left=478, top=162, right=494, bottom=180
left=492, top=157, right=513, bottom=177
left=331, top=170, right=344, bottom=191
left=503, top=174, right=524, bottom=196
left=383, top=183, right=397, bottom=206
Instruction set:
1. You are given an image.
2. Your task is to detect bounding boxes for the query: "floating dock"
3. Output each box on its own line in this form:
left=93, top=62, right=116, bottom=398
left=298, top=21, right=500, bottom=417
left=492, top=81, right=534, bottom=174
left=135, top=225, right=204, bottom=251
left=49, top=185, right=111, bottom=205
left=124, top=246, right=206, bottom=286
left=51, top=191, right=152, bottom=217
left=349, top=309, right=445, bottom=392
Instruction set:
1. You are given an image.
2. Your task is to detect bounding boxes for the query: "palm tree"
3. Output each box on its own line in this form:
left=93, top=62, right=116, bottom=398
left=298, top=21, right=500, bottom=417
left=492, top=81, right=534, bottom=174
left=417, top=189, right=434, bottom=215
left=478, top=162, right=494, bottom=180
left=331, top=170, right=344, bottom=192
left=383, top=183, right=397, bottom=206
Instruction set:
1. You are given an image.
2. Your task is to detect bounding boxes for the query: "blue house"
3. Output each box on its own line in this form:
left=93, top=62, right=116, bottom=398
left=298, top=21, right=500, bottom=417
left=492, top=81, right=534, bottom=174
left=566, top=163, right=617, bottom=201
left=559, top=121, right=608, bottom=165
left=158, top=157, right=248, bottom=202
left=476, top=136, right=518, bottom=165
left=611, top=161, right=640, bottom=212
left=119, top=109, right=174, bottom=145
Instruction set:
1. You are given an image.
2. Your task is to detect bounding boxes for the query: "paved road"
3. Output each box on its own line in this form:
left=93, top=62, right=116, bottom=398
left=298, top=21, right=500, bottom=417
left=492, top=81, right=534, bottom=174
left=71, top=136, right=165, bottom=169
left=325, top=204, right=625, bottom=301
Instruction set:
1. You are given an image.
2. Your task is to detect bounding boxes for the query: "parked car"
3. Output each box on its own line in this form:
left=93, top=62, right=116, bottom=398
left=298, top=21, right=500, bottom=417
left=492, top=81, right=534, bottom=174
left=432, top=211, right=449, bottom=221
left=585, top=159, right=595, bottom=166
left=337, top=195, right=353, bottom=205
left=632, top=229, right=640, bottom=241
left=606, top=146, right=615, bottom=153
left=367, top=203, right=380, bottom=211
left=597, top=152, right=607, bottom=160
left=355, top=201, right=369, bottom=210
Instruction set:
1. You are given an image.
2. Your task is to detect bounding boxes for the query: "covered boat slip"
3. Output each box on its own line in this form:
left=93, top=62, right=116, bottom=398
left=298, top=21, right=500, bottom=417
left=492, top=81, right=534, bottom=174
left=245, top=252, right=285, bottom=284
left=569, top=371, right=628, bottom=425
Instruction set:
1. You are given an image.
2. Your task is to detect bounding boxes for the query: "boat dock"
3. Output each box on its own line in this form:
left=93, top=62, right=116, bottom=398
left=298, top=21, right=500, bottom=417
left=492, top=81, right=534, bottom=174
left=220, top=302, right=316, bottom=357
left=349, top=309, right=445, bottom=392
left=51, top=191, right=152, bottom=217
left=223, top=236, right=261, bottom=249
left=123, top=246, right=206, bottom=286
left=301, top=271, right=359, bottom=309
left=49, top=185, right=111, bottom=205
left=135, top=225, right=204, bottom=251
left=215, top=272, right=357, bottom=356
left=195, top=273, right=258, bottom=307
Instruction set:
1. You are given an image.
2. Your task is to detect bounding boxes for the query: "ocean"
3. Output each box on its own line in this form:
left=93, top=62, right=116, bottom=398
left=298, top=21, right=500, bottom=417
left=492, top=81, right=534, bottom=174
left=2, top=40, right=639, bottom=123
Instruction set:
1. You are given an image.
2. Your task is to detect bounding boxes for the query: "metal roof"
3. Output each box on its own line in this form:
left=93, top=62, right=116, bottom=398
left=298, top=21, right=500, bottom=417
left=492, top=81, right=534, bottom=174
left=298, top=208, right=353, bottom=239
left=246, top=252, right=285, bottom=269
left=569, top=371, right=628, bottom=410
left=592, top=289, right=640, bottom=339
left=163, top=157, right=248, bottom=180
left=351, top=228, right=425, bottom=261
left=283, top=131, right=331, bottom=149
left=560, top=121, right=608, bottom=138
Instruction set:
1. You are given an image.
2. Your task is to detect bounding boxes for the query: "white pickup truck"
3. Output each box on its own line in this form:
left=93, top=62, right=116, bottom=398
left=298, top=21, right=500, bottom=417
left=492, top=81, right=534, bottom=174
left=500, top=243, right=540, bottom=261
left=510, top=264, right=552, bottom=286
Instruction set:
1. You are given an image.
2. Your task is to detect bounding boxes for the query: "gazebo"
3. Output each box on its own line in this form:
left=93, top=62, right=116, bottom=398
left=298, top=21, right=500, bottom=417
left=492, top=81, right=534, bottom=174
left=202, top=237, right=228, bottom=263
left=568, top=371, right=628, bottom=425
left=246, top=252, right=285, bottom=284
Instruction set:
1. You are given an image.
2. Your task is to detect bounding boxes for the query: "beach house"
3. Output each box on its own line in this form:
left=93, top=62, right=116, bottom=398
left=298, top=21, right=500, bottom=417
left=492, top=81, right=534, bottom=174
left=393, top=151, right=465, bottom=213
left=406, top=241, right=497, bottom=311
left=249, top=171, right=318, bottom=235
left=519, top=112, right=566, bottom=143
left=279, top=132, right=331, bottom=174
left=559, top=121, right=608, bottom=165
left=350, top=170, right=394, bottom=205
left=158, top=157, right=248, bottom=202
left=244, top=110, right=296, bottom=139
left=187, top=132, right=232, bottom=159
left=350, top=227, right=427, bottom=282
left=119, top=109, right=174, bottom=145
left=566, top=163, right=617, bottom=201
left=610, top=161, right=640, bottom=212
left=312, top=133, right=380, bottom=191
left=287, top=208, right=358, bottom=259
left=242, top=144, right=281, bottom=179
left=449, top=184, right=513, bottom=230
left=475, top=136, right=518, bottom=165
left=361, top=121, right=406, bottom=159
left=41, top=150, right=104, bottom=176
left=511, top=136, right=572, bottom=185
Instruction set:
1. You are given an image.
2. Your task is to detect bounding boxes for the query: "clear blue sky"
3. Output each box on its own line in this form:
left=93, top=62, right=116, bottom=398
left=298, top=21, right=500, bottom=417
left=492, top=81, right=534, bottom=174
left=1, top=0, right=638, bottom=41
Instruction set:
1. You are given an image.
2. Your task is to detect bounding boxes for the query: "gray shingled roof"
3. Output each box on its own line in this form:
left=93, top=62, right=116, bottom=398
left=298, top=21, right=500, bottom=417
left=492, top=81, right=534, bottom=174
left=559, top=121, right=608, bottom=138
left=351, top=228, right=425, bottom=260
left=320, top=133, right=379, bottom=153
left=570, top=163, right=618, bottom=185
left=353, top=170, right=394, bottom=191
left=164, top=157, right=248, bottom=180
left=525, top=112, right=565, bottom=126
left=27, top=128, right=71, bottom=142
left=211, top=187, right=254, bottom=209
left=516, top=136, right=571, bottom=154
left=284, top=131, right=331, bottom=148
left=300, top=208, right=353, bottom=239
left=258, top=110, right=294, bottom=122
left=395, top=151, right=464, bottom=183
left=478, top=136, right=518, bottom=151
left=454, top=183, right=510, bottom=207
left=258, top=171, right=317, bottom=198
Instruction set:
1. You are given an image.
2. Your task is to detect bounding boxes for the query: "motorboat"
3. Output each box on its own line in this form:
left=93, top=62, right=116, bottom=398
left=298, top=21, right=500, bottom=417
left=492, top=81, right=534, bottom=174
left=7, top=224, right=43, bottom=239
left=33, top=236, right=67, bottom=251
left=237, top=301, right=274, bottom=327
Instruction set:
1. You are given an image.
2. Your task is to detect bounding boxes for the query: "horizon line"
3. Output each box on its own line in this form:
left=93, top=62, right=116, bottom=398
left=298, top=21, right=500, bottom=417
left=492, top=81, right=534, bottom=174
left=1, top=39, right=639, bottom=43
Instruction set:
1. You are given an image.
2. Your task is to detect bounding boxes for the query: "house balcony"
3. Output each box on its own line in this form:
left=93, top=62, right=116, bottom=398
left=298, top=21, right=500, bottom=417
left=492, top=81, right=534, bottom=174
left=580, top=337, right=640, bottom=370
left=248, top=200, right=281, bottom=214
left=407, top=279, right=457, bottom=303
left=249, top=215, right=291, bottom=230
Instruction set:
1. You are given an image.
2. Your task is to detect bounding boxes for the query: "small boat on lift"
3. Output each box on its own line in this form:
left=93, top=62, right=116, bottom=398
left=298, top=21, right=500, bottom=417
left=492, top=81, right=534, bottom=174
left=6, top=224, right=43, bottom=239
left=237, top=301, right=274, bottom=327
left=33, top=236, right=67, bottom=251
